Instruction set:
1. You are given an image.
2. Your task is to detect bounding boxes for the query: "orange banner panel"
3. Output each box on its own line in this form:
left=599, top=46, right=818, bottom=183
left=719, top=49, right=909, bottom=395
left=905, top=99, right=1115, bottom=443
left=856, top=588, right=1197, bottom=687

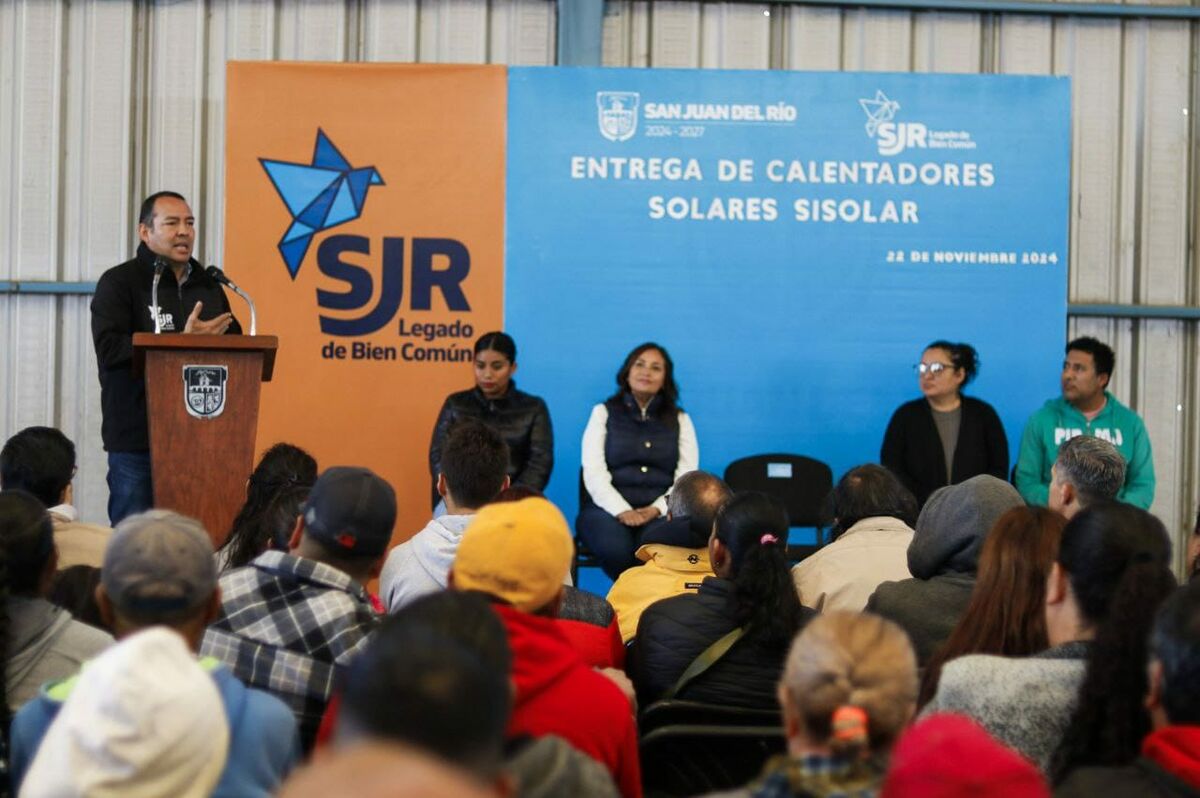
left=224, top=62, right=505, bottom=550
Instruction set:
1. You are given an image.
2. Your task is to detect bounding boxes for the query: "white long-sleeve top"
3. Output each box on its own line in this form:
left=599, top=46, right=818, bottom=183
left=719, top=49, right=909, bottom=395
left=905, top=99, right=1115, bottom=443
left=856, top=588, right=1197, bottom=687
left=580, top=403, right=699, bottom=517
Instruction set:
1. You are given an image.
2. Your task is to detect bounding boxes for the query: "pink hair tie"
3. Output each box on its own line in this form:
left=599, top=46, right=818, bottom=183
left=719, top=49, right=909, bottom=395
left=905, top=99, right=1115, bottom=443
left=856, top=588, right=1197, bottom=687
left=760, top=534, right=779, bottom=545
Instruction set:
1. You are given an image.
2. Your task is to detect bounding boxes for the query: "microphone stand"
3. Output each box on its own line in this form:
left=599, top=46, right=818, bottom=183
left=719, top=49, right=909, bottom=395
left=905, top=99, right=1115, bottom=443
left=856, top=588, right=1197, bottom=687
left=151, top=258, right=166, bottom=334
left=205, top=265, right=257, bottom=335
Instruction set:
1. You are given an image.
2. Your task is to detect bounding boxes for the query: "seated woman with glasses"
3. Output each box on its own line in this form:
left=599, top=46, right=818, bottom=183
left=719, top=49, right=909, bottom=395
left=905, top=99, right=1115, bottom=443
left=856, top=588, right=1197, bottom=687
left=881, top=341, right=1009, bottom=507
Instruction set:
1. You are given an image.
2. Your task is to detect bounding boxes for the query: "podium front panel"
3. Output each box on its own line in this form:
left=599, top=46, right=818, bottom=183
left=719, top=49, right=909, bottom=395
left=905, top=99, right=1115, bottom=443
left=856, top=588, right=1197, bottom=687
left=143, top=349, right=263, bottom=545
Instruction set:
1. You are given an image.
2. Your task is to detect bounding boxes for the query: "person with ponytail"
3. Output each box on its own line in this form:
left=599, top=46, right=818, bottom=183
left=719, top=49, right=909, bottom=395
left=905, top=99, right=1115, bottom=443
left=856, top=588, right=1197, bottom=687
left=728, top=612, right=918, bottom=797
left=626, top=492, right=814, bottom=710
left=428, top=332, right=554, bottom=511
left=216, top=443, right=317, bottom=573
left=881, top=340, right=1008, bottom=507
left=0, top=491, right=111, bottom=710
left=922, top=501, right=1176, bottom=776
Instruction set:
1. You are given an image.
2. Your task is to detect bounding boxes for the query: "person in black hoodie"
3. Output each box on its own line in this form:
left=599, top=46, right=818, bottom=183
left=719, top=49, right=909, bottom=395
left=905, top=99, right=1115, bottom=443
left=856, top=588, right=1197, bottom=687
left=881, top=341, right=1009, bottom=507
left=90, top=192, right=241, bottom=524
left=626, top=491, right=814, bottom=711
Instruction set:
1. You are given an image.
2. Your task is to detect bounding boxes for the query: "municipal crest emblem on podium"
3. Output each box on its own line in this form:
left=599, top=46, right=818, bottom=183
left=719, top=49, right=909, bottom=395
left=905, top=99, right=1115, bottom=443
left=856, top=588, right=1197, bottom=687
left=183, top=366, right=228, bottom=419
left=597, top=92, right=640, bottom=142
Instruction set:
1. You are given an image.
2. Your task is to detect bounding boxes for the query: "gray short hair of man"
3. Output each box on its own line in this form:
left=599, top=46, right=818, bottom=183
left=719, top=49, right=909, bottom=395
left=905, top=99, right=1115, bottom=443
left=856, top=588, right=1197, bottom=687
left=1055, top=434, right=1126, bottom=506
left=666, top=471, right=733, bottom=532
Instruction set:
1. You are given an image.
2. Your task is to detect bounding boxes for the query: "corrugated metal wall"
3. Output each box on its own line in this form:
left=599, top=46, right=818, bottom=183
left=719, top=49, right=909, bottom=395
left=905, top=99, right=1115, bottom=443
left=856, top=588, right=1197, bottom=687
left=2, top=0, right=1197, bottom=564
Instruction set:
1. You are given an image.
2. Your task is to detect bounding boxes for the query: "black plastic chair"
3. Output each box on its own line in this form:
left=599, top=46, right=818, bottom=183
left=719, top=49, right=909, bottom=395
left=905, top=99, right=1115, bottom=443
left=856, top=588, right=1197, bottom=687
left=723, top=453, right=834, bottom=562
left=639, top=724, right=785, bottom=797
left=572, top=467, right=602, bottom=584
left=639, top=698, right=781, bottom=735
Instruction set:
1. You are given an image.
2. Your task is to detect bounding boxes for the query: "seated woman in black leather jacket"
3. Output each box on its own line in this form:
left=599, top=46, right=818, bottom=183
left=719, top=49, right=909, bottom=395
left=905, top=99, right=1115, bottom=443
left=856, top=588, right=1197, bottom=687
left=626, top=491, right=815, bottom=710
left=428, top=332, right=553, bottom=510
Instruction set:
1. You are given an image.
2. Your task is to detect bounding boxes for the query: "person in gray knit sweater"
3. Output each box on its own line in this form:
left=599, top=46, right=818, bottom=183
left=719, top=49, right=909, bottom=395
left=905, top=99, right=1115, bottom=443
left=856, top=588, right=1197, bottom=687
left=923, top=502, right=1176, bottom=778
left=865, top=474, right=1023, bottom=665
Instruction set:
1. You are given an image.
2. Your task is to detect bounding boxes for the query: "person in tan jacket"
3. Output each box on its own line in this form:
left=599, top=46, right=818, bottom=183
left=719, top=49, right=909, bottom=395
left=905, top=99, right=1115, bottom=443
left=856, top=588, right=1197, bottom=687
left=606, top=470, right=731, bottom=643
left=1, top=426, right=112, bottom=569
left=792, top=464, right=918, bottom=613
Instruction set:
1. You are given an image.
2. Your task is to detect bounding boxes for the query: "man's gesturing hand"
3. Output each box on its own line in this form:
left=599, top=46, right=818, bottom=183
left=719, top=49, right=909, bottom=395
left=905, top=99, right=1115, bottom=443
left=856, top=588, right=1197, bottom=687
left=183, top=301, right=233, bottom=334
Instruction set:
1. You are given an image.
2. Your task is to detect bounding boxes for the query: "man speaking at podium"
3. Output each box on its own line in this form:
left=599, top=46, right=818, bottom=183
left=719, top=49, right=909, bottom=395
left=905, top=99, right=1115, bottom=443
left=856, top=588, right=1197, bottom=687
left=91, top=191, right=242, bottom=525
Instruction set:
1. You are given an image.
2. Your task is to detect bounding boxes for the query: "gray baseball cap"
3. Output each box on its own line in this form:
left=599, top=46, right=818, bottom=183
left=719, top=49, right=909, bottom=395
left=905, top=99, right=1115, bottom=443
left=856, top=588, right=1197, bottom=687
left=102, top=510, right=217, bottom=619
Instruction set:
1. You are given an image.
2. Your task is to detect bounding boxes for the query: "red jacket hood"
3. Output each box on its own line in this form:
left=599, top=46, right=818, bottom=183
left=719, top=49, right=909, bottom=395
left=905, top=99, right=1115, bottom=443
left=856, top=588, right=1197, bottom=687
left=494, top=604, right=586, bottom=707
left=1143, top=725, right=1200, bottom=788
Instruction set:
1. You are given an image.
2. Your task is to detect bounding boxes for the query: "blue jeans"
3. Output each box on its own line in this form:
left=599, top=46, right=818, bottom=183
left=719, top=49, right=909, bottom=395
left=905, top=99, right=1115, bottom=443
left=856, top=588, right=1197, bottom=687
left=107, top=451, right=153, bottom=525
left=576, top=505, right=668, bottom=580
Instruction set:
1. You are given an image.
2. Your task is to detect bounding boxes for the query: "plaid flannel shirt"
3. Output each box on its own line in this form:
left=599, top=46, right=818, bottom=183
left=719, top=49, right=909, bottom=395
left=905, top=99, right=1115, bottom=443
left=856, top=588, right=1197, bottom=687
left=749, top=753, right=884, bottom=798
left=200, top=550, right=379, bottom=750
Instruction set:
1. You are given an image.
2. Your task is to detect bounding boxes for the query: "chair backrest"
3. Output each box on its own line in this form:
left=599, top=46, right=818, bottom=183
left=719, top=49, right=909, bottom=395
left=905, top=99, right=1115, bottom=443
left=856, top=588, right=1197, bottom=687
left=723, top=454, right=833, bottom=528
left=639, top=699, right=781, bottom=736
left=639, top=724, right=785, bottom=796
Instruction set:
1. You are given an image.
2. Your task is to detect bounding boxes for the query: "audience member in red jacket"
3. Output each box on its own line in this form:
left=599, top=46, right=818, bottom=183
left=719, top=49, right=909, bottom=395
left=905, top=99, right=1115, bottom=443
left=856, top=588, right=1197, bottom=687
left=1057, top=579, right=1200, bottom=797
left=450, top=497, right=642, bottom=798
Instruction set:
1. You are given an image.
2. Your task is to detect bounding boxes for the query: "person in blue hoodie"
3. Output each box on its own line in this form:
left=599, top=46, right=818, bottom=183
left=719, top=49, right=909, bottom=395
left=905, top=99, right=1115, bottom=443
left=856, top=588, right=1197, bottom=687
left=1015, top=337, right=1155, bottom=509
left=9, top=510, right=301, bottom=797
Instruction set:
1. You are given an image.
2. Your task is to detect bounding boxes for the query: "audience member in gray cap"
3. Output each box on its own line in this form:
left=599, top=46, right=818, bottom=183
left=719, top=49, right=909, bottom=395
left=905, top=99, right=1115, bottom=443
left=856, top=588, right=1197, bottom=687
left=866, top=475, right=1024, bottom=665
left=202, top=465, right=396, bottom=752
left=0, top=490, right=111, bottom=710
left=8, top=510, right=300, bottom=797
left=1049, top=434, right=1126, bottom=520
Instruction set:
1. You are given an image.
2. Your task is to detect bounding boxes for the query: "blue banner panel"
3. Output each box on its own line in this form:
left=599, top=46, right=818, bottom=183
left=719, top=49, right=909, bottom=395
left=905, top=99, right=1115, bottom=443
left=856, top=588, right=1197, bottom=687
left=506, top=67, right=1070, bottom=524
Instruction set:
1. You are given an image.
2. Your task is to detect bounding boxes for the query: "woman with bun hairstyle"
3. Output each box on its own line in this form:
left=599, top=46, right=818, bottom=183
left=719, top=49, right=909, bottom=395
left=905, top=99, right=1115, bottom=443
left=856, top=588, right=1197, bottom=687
left=730, top=612, right=918, bottom=797
left=577, top=342, right=698, bottom=579
left=627, top=492, right=812, bottom=710
left=923, top=502, right=1177, bottom=776
left=429, top=332, right=553, bottom=510
left=881, top=340, right=1008, bottom=507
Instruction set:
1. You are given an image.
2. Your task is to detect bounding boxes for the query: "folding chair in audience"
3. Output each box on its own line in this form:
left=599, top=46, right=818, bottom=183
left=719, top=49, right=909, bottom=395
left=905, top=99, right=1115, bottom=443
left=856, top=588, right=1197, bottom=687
left=639, top=699, right=781, bottom=735
left=639, top=724, right=785, bottom=797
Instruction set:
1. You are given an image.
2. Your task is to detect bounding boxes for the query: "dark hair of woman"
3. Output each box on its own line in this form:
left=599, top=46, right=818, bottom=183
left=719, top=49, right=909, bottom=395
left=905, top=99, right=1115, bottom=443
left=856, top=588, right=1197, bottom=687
left=1189, top=505, right=1200, bottom=582
left=713, top=491, right=805, bottom=647
left=218, top=443, right=317, bottom=568
left=0, top=490, right=49, bottom=736
left=473, top=331, right=517, bottom=364
left=49, top=565, right=106, bottom=632
left=823, top=464, right=919, bottom=539
left=1050, top=502, right=1178, bottom=783
left=918, top=506, right=1065, bottom=708
left=925, top=340, right=979, bottom=387
left=609, top=342, right=680, bottom=422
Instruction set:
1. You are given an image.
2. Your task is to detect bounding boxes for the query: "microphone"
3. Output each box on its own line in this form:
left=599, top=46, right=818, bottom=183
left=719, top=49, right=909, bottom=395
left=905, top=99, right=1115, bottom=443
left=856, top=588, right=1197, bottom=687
left=151, top=256, right=167, bottom=334
left=205, top=265, right=256, bottom=335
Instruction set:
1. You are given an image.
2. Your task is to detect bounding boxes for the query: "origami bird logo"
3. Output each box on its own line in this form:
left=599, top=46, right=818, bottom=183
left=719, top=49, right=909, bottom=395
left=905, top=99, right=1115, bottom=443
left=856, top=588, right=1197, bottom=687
left=260, top=129, right=384, bottom=279
left=859, top=90, right=900, bottom=137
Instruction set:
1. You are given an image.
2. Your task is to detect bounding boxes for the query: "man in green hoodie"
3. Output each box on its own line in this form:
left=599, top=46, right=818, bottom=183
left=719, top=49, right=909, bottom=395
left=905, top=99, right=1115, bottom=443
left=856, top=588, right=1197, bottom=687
left=1015, top=336, right=1155, bottom=509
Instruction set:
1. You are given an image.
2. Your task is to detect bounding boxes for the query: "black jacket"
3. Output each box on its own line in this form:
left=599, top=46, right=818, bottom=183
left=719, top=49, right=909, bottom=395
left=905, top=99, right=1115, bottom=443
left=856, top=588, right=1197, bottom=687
left=865, top=571, right=974, bottom=667
left=880, top=396, right=1009, bottom=507
left=90, top=243, right=242, bottom=451
left=1057, top=758, right=1200, bottom=798
left=428, top=384, right=553, bottom=505
left=626, top=577, right=815, bottom=710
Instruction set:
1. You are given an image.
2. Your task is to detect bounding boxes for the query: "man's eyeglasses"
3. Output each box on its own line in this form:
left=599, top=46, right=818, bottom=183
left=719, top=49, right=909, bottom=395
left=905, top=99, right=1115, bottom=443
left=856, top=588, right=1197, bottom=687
left=914, top=362, right=955, bottom=375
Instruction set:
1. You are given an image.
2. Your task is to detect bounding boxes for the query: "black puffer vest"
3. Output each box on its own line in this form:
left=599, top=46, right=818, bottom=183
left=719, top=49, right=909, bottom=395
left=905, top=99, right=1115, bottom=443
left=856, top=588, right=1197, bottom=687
left=601, top=393, right=679, bottom=509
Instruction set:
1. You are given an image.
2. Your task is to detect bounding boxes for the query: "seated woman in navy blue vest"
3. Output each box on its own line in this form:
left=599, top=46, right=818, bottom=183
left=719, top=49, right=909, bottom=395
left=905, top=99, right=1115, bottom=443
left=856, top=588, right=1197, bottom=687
left=577, top=342, right=699, bottom=579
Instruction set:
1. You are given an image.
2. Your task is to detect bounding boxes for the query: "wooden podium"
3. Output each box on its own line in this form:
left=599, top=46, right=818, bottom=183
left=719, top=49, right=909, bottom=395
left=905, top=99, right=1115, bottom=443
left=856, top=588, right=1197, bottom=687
left=132, top=333, right=278, bottom=546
